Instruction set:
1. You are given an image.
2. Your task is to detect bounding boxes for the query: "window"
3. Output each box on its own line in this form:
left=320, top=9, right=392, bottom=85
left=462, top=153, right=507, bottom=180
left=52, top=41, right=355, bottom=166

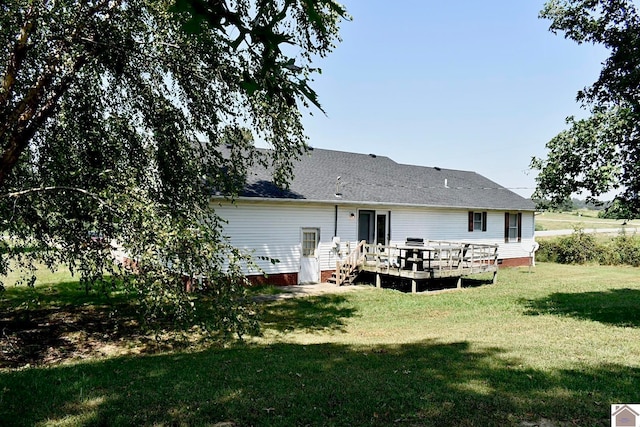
left=508, top=214, right=518, bottom=241
left=302, top=229, right=318, bottom=257
left=473, top=212, right=483, bottom=230
left=468, top=211, right=487, bottom=232
left=504, top=213, right=522, bottom=242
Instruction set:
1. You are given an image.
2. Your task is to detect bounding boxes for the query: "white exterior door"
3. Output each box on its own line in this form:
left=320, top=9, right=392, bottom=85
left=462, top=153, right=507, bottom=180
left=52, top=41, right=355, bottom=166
left=299, top=228, right=320, bottom=283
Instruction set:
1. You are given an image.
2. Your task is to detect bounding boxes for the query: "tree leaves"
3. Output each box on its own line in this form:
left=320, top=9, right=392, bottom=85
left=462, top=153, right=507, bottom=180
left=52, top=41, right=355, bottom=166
left=0, top=0, right=347, bottom=338
left=534, top=0, right=640, bottom=215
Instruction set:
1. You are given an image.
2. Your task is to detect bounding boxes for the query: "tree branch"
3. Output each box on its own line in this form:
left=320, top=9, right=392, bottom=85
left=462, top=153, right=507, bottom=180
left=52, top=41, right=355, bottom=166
left=0, top=0, right=120, bottom=189
left=0, top=185, right=110, bottom=207
left=0, top=53, right=87, bottom=188
left=0, top=5, right=38, bottom=110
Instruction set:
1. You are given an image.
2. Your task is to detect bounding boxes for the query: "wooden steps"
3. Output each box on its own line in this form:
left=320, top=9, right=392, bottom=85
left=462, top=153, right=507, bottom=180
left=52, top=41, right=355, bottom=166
left=327, top=268, right=360, bottom=285
left=331, top=240, right=366, bottom=286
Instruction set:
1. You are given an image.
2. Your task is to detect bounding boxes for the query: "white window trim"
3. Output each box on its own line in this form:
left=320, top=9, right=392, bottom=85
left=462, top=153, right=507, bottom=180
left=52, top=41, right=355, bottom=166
left=301, top=228, right=320, bottom=257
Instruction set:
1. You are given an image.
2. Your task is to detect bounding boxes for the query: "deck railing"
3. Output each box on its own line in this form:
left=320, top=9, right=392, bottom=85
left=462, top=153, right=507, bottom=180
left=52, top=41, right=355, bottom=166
left=335, top=239, right=499, bottom=286
left=359, top=240, right=499, bottom=276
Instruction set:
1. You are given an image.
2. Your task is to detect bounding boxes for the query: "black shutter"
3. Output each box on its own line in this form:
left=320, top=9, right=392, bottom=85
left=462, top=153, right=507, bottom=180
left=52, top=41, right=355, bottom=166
left=517, top=212, right=522, bottom=242
left=468, top=211, right=474, bottom=232
left=504, top=213, right=509, bottom=243
left=482, top=212, right=487, bottom=232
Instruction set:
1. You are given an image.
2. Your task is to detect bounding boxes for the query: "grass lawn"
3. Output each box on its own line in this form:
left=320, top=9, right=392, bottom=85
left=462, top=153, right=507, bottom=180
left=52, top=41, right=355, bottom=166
left=2, top=263, right=640, bottom=426
left=535, top=211, right=640, bottom=231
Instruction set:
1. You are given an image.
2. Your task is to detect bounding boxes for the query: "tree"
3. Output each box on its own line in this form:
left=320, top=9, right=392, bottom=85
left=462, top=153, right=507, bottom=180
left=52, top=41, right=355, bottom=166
left=0, top=0, right=347, bottom=337
left=597, top=199, right=640, bottom=219
left=531, top=0, right=640, bottom=216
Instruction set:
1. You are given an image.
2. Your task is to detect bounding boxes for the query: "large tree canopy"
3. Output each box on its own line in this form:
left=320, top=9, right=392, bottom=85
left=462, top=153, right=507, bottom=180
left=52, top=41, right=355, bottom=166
left=0, top=0, right=347, bottom=336
left=531, top=0, right=640, bottom=214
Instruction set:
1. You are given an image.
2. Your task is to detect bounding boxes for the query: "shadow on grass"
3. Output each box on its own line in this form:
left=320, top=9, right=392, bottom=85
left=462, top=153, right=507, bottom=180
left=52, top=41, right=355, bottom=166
left=258, top=294, right=356, bottom=334
left=522, top=288, right=640, bottom=327
left=0, top=280, right=206, bottom=369
left=1, top=280, right=355, bottom=369
left=0, top=281, right=147, bottom=368
left=1, top=340, right=636, bottom=426
left=357, top=272, right=495, bottom=293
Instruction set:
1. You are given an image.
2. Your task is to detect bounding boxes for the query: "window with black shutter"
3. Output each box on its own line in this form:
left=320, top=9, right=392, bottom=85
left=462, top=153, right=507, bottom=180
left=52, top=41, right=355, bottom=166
left=468, top=211, right=487, bottom=232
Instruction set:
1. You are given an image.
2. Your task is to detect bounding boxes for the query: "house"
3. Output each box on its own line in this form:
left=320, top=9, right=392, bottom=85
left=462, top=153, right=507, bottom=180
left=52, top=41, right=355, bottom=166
left=213, top=148, right=536, bottom=286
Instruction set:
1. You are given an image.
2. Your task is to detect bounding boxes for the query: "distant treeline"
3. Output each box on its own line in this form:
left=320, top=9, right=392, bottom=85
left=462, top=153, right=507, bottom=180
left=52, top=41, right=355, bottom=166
left=530, top=197, right=605, bottom=212
left=531, top=197, right=640, bottom=220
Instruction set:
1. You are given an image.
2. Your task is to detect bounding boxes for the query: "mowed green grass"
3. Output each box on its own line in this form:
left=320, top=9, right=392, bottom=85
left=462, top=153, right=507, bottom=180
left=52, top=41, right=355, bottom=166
left=2, top=263, right=640, bottom=426
left=536, top=210, right=640, bottom=231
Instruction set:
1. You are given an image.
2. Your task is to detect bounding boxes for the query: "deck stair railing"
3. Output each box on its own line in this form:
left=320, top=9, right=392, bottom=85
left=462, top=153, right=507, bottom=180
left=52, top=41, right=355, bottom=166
left=330, top=240, right=366, bottom=286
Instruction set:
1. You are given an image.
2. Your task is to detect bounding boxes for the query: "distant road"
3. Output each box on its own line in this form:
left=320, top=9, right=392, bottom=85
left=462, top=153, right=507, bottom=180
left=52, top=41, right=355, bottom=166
left=536, top=227, right=640, bottom=237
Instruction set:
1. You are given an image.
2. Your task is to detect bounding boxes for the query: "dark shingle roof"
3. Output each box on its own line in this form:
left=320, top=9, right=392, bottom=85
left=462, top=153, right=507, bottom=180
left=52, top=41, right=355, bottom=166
left=238, top=148, right=535, bottom=211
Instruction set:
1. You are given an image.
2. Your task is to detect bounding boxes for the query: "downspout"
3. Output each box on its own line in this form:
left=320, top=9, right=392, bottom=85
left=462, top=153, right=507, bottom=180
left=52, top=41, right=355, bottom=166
left=334, top=205, right=338, bottom=237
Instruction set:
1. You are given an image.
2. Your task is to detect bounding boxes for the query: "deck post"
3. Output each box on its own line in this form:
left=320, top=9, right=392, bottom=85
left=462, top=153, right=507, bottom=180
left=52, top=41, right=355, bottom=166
left=411, top=255, right=418, bottom=293
left=492, top=270, right=498, bottom=284
left=456, top=276, right=462, bottom=288
left=376, top=273, right=381, bottom=288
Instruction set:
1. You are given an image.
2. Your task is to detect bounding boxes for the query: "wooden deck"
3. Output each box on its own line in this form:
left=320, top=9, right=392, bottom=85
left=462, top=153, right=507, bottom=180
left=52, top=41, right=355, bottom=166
left=332, top=240, right=498, bottom=293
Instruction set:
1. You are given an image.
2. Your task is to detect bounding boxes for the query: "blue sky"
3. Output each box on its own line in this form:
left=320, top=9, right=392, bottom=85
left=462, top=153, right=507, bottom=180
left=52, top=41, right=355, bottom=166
left=297, top=0, right=608, bottom=198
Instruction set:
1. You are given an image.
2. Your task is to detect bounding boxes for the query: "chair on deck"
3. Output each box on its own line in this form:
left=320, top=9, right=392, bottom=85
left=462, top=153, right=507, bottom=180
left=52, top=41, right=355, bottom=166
left=453, top=244, right=471, bottom=268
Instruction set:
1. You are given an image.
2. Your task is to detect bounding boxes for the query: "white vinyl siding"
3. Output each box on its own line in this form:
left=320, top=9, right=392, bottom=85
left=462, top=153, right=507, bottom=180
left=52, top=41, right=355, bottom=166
left=215, top=202, right=342, bottom=276
left=390, top=208, right=535, bottom=260
left=214, top=200, right=536, bottom=276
